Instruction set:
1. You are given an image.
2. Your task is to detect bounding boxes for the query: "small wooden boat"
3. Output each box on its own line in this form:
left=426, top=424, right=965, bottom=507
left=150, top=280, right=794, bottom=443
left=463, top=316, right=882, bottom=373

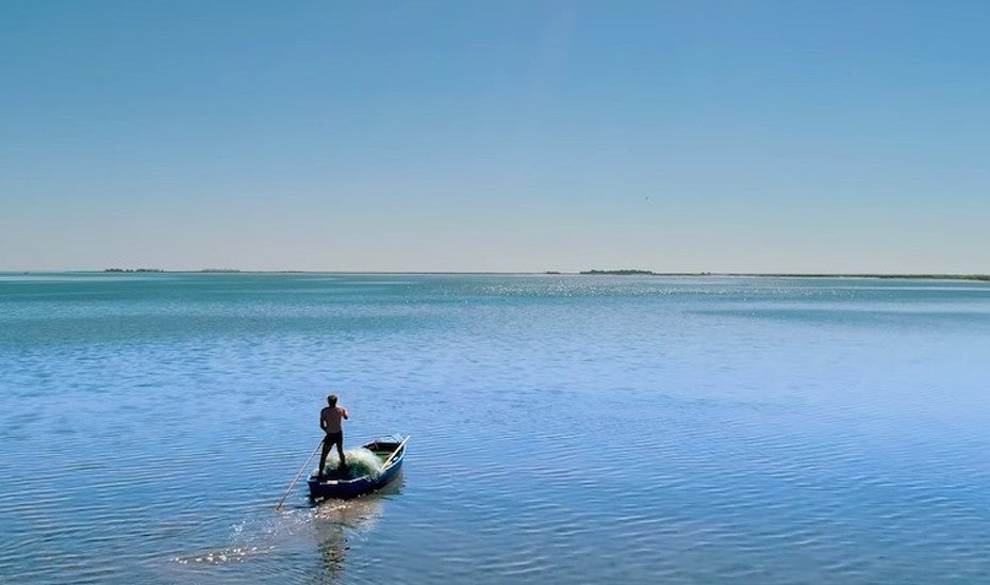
left=307, top=435, right=408, bottom=500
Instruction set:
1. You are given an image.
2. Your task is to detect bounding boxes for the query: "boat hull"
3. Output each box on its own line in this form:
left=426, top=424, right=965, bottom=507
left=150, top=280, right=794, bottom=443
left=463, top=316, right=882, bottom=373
left=307, top=436, right=406, bottom=500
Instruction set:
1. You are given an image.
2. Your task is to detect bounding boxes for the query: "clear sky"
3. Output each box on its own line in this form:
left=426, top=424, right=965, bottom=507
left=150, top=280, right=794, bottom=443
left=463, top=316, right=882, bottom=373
left=2, top=1, right=988, bottom=273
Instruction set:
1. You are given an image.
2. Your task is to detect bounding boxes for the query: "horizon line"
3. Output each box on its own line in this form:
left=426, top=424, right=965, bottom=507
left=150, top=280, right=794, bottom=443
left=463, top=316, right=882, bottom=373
left=3, top=269, right=988, bottom=281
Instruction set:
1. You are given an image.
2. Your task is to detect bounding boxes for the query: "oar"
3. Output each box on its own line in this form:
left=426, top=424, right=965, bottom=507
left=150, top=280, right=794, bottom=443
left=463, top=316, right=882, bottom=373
left=274, top=438, right=323, bottom=511
left=379, top=435, right=410, bottom=471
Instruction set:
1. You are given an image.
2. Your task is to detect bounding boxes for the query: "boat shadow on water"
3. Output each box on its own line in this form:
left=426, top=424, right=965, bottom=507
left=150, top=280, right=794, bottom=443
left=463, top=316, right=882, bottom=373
left=310, top=474, right=405, bottom=581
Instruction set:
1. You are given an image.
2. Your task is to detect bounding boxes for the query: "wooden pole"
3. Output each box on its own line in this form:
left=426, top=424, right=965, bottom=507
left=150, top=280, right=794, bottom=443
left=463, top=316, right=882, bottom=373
left=275, top=438, right=323, bottom=511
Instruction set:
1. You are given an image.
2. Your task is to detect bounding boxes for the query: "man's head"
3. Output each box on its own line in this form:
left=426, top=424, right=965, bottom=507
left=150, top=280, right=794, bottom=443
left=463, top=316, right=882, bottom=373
left=327, top=394, right=338, bottom=407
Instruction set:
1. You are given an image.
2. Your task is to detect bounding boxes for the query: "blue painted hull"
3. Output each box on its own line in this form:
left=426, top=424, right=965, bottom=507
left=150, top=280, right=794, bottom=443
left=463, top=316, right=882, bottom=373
left=307, top=437, right=406, bottom=500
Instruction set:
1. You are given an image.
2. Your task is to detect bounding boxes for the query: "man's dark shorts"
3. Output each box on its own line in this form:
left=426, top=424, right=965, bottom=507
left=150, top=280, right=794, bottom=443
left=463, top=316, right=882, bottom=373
left=324, top=431, right=343, bottom=448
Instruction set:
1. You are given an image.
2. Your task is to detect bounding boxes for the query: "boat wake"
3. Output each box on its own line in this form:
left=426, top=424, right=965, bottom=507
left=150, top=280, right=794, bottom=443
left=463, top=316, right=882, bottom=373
left=169, top=497, right=385, bottom=571
left=172, top=544, right=276, bottom=566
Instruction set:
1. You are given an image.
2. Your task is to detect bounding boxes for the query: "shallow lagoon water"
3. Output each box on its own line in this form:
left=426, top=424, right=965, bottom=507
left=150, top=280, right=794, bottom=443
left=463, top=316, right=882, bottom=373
left=1, top=273, right=989, bottom=584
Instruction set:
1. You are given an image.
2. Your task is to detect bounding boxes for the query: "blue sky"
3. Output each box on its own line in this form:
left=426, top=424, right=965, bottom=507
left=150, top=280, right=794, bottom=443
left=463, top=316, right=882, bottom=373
left=1, top=1, right=988, bottom=272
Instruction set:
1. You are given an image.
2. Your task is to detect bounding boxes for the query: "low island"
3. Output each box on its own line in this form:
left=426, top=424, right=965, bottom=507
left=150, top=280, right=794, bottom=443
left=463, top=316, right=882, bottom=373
left=580, top=269, right=657, bottom=275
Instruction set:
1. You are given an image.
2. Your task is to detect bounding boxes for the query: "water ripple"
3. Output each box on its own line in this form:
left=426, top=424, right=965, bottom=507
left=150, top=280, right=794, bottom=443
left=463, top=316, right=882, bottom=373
left=1, top=274, right=989, bottom=584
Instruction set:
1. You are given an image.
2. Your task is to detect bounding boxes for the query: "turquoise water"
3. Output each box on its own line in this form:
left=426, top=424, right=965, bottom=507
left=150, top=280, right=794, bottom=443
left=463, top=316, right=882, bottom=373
left=1, top=273, right=989, bottom=584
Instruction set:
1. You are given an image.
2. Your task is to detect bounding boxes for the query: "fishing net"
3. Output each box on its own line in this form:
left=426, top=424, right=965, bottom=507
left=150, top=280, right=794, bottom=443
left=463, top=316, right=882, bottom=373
left=319, top=447, right=384, bottom=479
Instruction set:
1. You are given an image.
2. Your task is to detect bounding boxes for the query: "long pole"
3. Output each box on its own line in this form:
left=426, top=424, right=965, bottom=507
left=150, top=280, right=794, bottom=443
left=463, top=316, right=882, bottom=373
left=275, top=438, right=323, bottom=511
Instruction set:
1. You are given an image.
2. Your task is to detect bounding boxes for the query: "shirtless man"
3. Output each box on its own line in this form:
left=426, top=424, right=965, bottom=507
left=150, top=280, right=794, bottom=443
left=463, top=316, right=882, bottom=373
left=318, top=394, right=349, bottom=479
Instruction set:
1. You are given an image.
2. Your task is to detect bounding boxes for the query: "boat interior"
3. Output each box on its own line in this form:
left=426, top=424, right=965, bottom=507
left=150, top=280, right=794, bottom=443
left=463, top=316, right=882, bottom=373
left=317, top=440, right=404, bottom=481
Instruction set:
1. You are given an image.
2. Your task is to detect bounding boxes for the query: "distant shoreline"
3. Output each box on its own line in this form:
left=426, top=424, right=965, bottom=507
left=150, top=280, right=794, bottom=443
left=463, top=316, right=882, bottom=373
left=575, top=270, right=990, bottom=281
left=4, top=269, right=985, bottom=282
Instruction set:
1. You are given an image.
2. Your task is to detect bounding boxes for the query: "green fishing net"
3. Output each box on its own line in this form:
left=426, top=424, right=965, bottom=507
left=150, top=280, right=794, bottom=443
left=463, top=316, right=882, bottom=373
left=319, top=447, right=384, bottom=479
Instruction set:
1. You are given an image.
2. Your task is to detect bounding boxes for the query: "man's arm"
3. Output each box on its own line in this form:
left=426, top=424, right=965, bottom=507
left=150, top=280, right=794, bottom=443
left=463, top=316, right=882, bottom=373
left=319, top=408, right=327, bottom=431
left=342, top=407, right=349, bottom=420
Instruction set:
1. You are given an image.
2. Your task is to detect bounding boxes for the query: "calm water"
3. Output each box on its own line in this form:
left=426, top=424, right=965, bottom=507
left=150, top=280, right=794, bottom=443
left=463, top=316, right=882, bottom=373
left=2, top=273, right=989, bottom=584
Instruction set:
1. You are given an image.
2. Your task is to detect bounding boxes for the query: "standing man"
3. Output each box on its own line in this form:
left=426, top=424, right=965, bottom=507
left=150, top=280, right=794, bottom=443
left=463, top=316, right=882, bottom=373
left=319, top=394, right=349, bottom=479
